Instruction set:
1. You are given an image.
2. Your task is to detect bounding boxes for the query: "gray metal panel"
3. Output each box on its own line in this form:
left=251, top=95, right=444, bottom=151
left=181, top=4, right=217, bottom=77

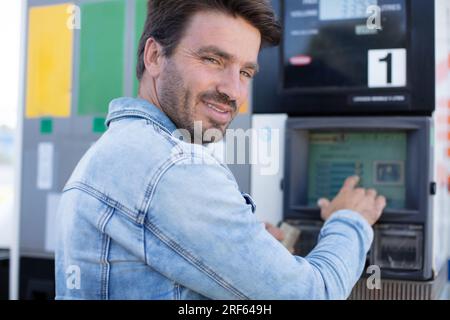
left=20, top=124, right=99, bottom=255
left=349, top=263, right=448, bottom=300
left=226, top=114, right=252, bottom=194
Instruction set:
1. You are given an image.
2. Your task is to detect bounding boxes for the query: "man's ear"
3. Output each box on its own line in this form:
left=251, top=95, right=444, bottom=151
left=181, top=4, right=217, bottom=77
left=143, top=38, right=164, bottom=78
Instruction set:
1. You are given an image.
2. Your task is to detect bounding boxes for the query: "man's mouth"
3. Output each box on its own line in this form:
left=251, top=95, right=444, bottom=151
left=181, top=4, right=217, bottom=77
left=207, top=103, right=228, bottom=113
left=202, top=100, right=233, bottom=125
left=204, top=99, right=233, bottom=113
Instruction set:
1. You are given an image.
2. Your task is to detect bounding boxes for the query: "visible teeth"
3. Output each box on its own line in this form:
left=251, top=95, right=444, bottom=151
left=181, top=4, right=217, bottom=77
left=207, top=103, right=227, bottom=113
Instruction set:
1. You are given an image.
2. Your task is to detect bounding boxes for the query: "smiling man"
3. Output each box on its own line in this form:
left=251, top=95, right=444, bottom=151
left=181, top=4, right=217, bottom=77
left=55, top=0, right=385, bottom=300
left=138, top=6, right=262, bottom=142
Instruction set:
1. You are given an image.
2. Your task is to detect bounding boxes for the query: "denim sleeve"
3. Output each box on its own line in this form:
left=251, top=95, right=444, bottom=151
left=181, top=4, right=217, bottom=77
left=145, top=157, right=373, bottom=300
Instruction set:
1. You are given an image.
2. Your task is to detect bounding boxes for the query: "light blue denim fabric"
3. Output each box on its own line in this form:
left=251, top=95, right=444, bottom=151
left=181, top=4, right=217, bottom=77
left=55, top=97, right=374, bottom=300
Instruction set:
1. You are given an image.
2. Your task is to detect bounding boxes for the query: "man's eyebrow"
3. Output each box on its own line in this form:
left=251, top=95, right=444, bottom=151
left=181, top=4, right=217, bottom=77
left=196, top=46, right=260, bottom=73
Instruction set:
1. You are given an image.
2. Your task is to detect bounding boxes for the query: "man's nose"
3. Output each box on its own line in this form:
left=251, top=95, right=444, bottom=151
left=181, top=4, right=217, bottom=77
left=216, top=66, right=241, bottom=104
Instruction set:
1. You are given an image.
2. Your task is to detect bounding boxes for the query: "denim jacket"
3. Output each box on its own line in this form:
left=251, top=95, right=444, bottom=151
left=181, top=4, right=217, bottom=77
left=55, top=97, right=374, bottom=300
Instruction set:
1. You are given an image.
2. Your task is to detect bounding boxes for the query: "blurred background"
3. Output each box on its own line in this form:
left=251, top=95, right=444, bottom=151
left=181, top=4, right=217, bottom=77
left=0, top=0, right=21, bottom=300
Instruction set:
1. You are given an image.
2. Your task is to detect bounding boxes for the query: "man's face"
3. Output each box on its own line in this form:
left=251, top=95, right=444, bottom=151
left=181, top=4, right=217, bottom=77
left=156, top=11, right=261, bottom=143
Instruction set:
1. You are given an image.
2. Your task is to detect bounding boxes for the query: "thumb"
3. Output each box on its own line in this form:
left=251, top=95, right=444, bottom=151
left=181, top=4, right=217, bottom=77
left=264, top=223, right=285, bottom=241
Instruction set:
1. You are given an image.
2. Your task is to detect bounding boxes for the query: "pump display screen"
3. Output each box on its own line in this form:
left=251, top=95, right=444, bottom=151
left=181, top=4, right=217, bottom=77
left=283, top=0, right=407, bottom=90
left=307, top=131, right=407, bottom=209
left=320, top=0, right=378, bottom=20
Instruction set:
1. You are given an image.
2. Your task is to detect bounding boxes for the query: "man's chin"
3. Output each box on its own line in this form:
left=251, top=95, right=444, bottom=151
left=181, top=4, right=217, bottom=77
left=187, top=116, right=234, bottom=143
left=201, top=125, right=226, bottom=144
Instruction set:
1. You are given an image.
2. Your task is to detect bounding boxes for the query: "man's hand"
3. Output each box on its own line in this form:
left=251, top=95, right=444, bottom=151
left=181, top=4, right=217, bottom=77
left=264, top=222, right=285, bottom=241
left=317, top=176, right=386, bottom=226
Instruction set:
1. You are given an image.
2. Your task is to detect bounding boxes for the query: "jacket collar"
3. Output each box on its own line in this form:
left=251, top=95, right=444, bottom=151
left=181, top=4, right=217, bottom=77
left=105, top=97, right=178, bottom=134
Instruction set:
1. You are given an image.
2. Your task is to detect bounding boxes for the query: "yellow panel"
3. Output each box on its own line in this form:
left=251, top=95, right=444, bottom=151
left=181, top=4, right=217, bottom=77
left=26, top=4, right=73, bottom=118
left=239, top=101, right=249, bottom=114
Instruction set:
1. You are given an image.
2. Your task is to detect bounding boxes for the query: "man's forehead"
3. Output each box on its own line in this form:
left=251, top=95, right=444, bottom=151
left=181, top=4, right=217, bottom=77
left=181, top=11, right=261, bottom=61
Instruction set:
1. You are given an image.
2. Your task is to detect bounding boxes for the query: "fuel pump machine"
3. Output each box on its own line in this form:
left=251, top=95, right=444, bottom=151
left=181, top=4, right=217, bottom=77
left=252, top=0, right=450, bottom=299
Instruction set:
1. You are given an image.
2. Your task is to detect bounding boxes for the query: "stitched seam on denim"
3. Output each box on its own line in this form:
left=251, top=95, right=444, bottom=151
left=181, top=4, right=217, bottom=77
left=107, top=110, right=172, bottom=135
left=143, top=154, right=249, bottom=299
left=98, top=206, right=114, bottom=300
left=151, top=122, right=180, bottom=149
left=100, top=235, right=111, bottom=300
left=139, top=155, right=191, bottom=223
left=64, top=182, right=136, bottom=220
left=174, top=284, right=181, bottom=300
left=108, top=113, right=182, bottom=151
left=64, top=182, right=139, bottom=224
left=142, top=223, right=147, bottom=266
left=144, top=220, right=249, bottom=300
left=176, top=283, right=181, bottom=300
left=143, top=153, right=221, bottom=217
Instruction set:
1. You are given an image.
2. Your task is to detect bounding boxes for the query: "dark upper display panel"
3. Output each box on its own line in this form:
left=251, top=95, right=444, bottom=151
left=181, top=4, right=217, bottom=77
left=253, top=0, right=434, bottom=115
left=283, top=0, right=407, bottom=90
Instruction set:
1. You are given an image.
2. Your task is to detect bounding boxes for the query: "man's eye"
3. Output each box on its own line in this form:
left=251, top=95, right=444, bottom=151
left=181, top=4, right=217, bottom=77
left=204, top=57, right=220, bottom=65
left=241, top=71, right=253, bottom=79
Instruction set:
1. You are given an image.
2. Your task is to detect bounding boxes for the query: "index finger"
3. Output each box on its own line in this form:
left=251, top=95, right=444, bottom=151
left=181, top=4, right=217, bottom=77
left=341, top=176, right=360, bottom=191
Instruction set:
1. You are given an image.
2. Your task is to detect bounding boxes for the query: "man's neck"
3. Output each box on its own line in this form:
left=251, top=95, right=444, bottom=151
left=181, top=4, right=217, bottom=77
left=137, top=77, right=164, bottom=113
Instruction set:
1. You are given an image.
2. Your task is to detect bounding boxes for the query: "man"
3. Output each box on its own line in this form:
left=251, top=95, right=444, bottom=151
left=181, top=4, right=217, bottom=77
left=55, top=0, right=386, bottom=300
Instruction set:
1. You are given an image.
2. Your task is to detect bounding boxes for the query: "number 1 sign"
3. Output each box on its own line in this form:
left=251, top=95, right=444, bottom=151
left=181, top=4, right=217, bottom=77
left=368, top=49, right=407, bottom=88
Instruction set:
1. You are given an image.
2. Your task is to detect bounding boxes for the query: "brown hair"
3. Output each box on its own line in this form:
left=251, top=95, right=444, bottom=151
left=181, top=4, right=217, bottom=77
left=136, top=0, right=281, bottom=81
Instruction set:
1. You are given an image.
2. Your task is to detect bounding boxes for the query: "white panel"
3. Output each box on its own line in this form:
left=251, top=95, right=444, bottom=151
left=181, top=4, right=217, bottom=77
left=36, top=142, right=54, bottom=191
left=251, top=114, right=287, bottom=225
left=45, top=193, right=61, bottom=253
left=432, top=0, right=450, bottom=273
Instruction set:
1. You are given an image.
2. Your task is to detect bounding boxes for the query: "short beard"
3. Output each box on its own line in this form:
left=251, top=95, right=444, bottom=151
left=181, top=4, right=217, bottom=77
left=158, top=61, right=194, bottom=135
left=158, top=59, right=236, bottom=144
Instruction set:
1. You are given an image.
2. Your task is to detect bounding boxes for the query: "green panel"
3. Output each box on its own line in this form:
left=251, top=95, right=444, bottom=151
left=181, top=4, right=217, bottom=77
left=93, top=117, right=107, bottom=133
left=307, top=131, right=407, bottom=209
left=133, top=0, right=148, bottom=96
left=78, top=0, right=125, bottom=116
left=40, top=118, right=53, bottom=134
